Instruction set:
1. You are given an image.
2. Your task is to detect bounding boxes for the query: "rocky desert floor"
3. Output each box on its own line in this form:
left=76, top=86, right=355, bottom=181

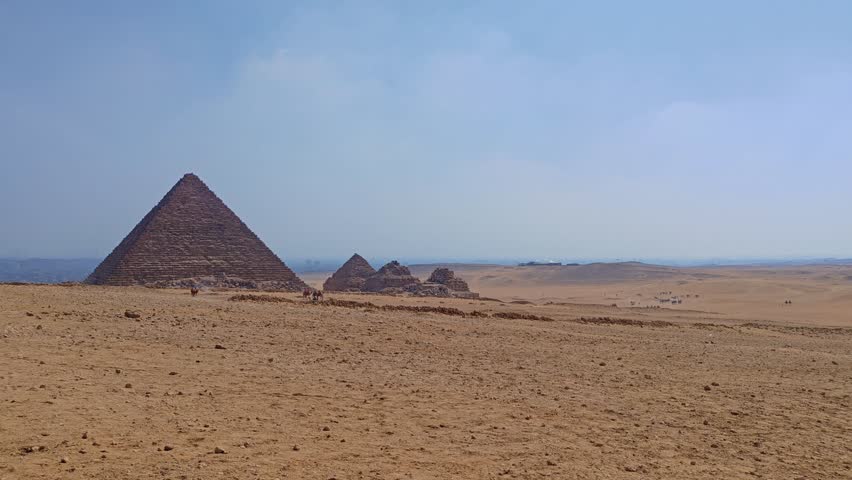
left=1, top=273, right=851, bottom=479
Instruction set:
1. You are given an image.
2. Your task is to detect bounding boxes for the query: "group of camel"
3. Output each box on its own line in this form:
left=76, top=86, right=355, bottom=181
left=302, top=288, right=324, bottom=302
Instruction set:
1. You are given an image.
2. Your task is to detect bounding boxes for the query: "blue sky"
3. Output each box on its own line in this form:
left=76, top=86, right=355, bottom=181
left=1, top=1, right=851, bottom=261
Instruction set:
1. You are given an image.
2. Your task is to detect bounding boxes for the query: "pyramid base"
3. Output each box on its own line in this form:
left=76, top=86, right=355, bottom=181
left=144, top=276, right=307, bottom=292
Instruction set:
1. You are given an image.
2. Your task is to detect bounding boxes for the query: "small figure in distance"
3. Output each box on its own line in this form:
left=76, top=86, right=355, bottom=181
left=190, top=286, right=199, bottom=297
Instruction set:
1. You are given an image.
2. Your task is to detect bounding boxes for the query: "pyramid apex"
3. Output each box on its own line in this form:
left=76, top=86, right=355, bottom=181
left=174, top=173, right=207, bottom=189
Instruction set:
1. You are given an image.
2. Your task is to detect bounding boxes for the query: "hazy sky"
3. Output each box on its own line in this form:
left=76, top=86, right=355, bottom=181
left=2, top=1, right=851, bottom=261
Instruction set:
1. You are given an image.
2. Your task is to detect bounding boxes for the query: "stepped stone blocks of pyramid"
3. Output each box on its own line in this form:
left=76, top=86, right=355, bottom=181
left=323, top=253, right=376, bottom=292
left=417, top=267, right=479, bottom=298
left=85, top=173, right=308, bottom=291
left=362, top=260, right=422, bottom=294
left=426, top=267, right=471, bottom=292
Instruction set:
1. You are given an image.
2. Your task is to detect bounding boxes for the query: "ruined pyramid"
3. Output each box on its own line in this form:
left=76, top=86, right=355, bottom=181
left=85, top=173, right=307, bottom=291
left=323, top=253, right=376, bottom=292
left=363, top=260, right=421, bottom=293
left=427, top=267, right=471, bottom=292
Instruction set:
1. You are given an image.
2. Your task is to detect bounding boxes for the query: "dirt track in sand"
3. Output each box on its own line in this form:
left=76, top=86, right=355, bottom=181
left=1, top=284, right=851, bottom=479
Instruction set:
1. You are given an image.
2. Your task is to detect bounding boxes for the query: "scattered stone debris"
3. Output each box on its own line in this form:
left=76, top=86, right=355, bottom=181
left=492, top=312, right=554, bottom=322
left=229, top=294, right=471, bottom=317
left=148, top=276, right=304, bottom=291
left=576, top=316, right=673, bottom=328
left=229, top=294, right=295, bottom=304
left=406, top=283, right=453, bottom=297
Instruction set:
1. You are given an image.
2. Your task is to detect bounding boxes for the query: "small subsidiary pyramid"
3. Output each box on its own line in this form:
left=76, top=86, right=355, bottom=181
left=363, top=260, right=421, bottom=293
left=323, top=253, right=376, bottom=292
left=85, top=173, right=307, bottom=291
left=426, top=267, right=471, bottom=292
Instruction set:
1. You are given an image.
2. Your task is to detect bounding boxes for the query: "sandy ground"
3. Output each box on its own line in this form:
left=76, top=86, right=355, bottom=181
left=1, top=271, right=851, bottom=479
left=307, top=263, right=852, bottom=327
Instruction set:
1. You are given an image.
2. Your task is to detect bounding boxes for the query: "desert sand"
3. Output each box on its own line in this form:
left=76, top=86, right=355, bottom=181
left=1, top=263, right=851, bottom=479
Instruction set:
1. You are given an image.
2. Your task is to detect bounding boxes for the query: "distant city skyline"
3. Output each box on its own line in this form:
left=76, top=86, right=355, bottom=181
left=2, top=2, right=851, bottom=260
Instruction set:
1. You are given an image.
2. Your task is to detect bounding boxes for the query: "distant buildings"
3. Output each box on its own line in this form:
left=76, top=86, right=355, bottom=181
left=518, top=261, right=574, bottom=266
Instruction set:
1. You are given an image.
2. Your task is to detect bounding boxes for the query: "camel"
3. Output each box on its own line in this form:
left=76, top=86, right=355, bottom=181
left=312, top=290, right=324, bottom=302
left=190, top=287, right=199, bottom=297
left=302, top=288, right=312, bottom=300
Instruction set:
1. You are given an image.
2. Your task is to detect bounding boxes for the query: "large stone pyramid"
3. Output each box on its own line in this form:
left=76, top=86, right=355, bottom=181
left=323, top=253, right=376, bottom=292
left=85, top=173, right=307, bottom=291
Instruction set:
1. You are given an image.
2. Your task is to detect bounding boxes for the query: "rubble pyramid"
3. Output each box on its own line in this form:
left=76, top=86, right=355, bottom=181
left=323, top=253, right=376, bottom=291
left=363, top=260, right=421, bottom=293
left=85, top=173, right=307, bottom=291
left=426, top=267, right=471, bottom=292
